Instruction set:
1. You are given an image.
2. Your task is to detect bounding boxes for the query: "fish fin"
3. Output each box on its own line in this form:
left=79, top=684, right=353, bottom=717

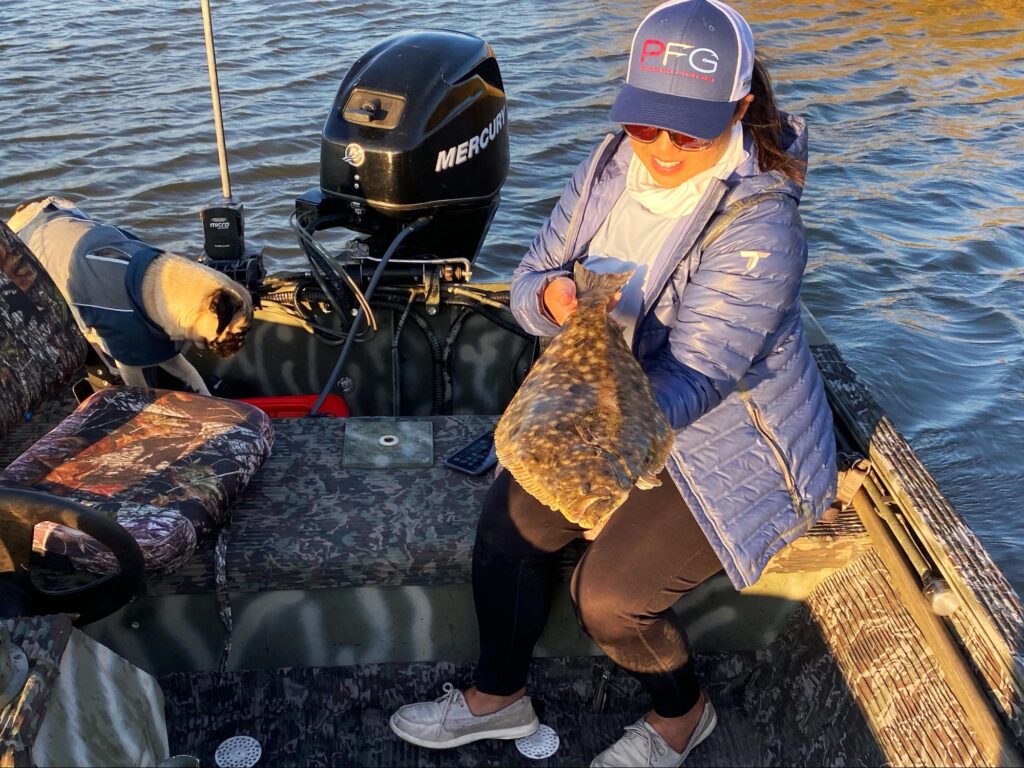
left=573, top=261, right=633, bottom=300
left=636, top=473, right=661, bottom=490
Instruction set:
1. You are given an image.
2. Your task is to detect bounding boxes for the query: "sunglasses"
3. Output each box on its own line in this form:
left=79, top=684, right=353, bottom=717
left=622, top=124, right=715, bottom=151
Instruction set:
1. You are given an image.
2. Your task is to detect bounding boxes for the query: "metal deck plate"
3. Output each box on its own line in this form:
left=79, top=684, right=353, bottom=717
left=517, top=725, right=560, bottom=759
left=214, top=736, right=261, bottom=768
left=342, top=420, right=434, bottom=469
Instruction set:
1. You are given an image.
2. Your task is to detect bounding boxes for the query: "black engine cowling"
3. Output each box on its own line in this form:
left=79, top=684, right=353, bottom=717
left=299, top=29, right=510, bottom=268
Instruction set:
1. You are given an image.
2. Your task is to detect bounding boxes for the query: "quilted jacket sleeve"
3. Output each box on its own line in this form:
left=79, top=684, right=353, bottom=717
left=645, top=193, right=807, bottom=429
left=509, top=145, right=601, bottom=337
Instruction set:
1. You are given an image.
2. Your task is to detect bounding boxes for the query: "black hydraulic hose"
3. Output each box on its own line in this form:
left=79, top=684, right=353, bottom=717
left=438, top=299, right=538, bottom=409
left=292, top=210, right=378, bottom=328
left=442, top=296, right=534, bottom=340
left=442, top=308, right=473, bottom=412
left=309, top=217, right=431, bottom=416
left=287, top=282, right=523, bottom=338
left=438, top=302, right=537, bottom=412
left=269, top=276, right=529, bottom=415
left=384, top=294, right=530, bottom=413
left=262, top=283, right=371, bottom=346
left=390, top=294, right=415, bottom=417
left=445, top=286, right=512, bottom=304
left=374, top=300, right=445, bottom=414
left=290, top=212, right=352, bottom=323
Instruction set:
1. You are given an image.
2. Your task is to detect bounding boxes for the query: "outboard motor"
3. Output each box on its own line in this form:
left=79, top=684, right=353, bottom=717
left=294, top=29, right=510, bottom=283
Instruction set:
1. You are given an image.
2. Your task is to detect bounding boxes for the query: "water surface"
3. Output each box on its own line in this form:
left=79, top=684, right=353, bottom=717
left=2, top=1, right=1022, bottom=591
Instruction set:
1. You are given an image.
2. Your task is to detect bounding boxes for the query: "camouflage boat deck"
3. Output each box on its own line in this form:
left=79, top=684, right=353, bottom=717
left=142, top=414, right=578, bottom=597
left=158, top=550, right=984, bottom=767
left=159, top=653, right=767, bottom=767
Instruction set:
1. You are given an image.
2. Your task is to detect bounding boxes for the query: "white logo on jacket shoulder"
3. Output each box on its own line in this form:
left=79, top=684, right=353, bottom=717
left=740, top=250, right=771, bottom=272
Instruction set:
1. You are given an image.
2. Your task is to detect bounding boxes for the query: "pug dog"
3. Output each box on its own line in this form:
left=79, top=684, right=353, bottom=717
left=7, top=196, right=253, bottom=395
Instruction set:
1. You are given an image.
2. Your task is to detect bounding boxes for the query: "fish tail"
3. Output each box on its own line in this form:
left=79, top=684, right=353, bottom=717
left=573, top=261, right=633, bottom=300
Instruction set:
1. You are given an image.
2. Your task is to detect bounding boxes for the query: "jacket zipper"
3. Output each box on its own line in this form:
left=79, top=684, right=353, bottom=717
left=562, top=133, right=616, bottom=264
left=639, top=180, right=725, bottom=320
left=741, top=394, right=808, bottom=518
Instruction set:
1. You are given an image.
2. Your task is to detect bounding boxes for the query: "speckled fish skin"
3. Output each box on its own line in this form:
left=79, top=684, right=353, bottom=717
left=495, top=262, right=674, bottom=528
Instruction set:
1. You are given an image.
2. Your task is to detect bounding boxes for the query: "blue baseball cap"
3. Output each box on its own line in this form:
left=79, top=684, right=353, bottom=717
left=610, top=0, right=755, bottom=140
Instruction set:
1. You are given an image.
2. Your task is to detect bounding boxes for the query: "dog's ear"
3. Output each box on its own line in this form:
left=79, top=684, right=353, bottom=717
left=210, top=288, right=245, bottom=336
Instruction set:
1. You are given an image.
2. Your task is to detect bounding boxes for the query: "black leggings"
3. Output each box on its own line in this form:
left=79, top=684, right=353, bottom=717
left=472, top=468, right=722, bottom=717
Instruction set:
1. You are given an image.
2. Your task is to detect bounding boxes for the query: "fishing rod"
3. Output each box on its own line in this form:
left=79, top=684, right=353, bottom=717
left=200, top=0, right=231, bottom=201
left=197, top=0, right=263, bottom=291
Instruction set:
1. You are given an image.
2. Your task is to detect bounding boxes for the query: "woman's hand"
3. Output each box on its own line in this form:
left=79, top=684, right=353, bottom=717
left=542, top=275, right=624, bottom=326
left=542, top=276, right=578, bottom=326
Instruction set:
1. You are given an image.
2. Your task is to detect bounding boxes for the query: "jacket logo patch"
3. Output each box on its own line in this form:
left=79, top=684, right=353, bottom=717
left=741, top=250, right=770, bottom=272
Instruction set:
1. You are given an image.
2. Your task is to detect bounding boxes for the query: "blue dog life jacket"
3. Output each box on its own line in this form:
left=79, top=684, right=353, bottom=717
left=16, top=205, right=182, bottom=367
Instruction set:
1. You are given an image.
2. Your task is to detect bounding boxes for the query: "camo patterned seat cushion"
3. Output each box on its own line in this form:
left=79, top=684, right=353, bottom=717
left=0, top=222, right=89, bottom=437
left=0, top=387, right=274, bottom=574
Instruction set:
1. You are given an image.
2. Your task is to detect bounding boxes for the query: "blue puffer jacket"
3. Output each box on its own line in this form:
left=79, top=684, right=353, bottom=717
left=510, top=115, right=837, bottom=589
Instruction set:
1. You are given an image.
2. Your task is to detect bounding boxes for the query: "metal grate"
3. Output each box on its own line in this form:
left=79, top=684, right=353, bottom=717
left=516, top=724, right=560, bottom=759
left=215, top=736, right=262, bottom=768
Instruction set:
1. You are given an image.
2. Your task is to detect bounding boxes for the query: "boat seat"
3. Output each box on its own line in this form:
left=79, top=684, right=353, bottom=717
left=1, top=387, right=273, bottom=574
left=0, top=224, right=89, bottom=437
left=0, top=220, right=273, bottom=577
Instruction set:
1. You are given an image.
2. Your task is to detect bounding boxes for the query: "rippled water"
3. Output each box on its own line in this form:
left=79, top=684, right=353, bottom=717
left=2, top=1, right=1022, bottom=590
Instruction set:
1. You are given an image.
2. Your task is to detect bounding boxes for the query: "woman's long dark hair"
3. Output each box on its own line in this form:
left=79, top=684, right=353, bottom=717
left=742, top=57, right=805, bottom=185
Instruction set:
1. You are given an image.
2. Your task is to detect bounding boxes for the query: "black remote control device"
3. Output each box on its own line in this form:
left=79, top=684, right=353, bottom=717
left=444, top=430, right=497, bottom=476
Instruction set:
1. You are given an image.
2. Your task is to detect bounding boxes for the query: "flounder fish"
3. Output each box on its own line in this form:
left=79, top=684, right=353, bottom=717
left=495, top=261, right=674, bottom=528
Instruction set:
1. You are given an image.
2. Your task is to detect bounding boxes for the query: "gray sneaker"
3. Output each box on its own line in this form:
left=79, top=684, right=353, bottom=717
left=590, top=700, right=717, bottom=767
left=389, top=683, right=540, bottom=749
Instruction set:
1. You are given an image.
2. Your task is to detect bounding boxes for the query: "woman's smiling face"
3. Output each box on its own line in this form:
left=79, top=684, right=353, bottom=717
left=628, top=96, right=753, bottom=188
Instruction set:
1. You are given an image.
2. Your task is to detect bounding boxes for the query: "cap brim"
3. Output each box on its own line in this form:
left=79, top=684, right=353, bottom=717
left=610, top=83, right=736, bottom=141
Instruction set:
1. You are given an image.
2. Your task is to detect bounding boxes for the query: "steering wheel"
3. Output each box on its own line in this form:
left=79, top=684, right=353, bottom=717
left=0, top=488, right=144, bottom=626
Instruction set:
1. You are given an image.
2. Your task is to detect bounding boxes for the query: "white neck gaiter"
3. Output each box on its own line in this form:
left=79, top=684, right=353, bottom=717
left=625, top=122, right=749, bottom=218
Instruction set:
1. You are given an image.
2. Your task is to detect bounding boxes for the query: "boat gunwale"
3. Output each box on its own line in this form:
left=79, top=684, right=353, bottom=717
left=805, top=307, right=1024, bottom=752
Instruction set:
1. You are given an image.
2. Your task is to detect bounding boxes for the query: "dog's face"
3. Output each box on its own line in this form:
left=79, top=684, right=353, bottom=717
left=205, top=287, right=253, bottom=357
left=140, top=253, right=254, bottom=358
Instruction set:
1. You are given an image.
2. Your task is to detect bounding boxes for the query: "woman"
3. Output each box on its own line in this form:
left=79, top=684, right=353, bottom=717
left=390, top=0, right=837, bottom=764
